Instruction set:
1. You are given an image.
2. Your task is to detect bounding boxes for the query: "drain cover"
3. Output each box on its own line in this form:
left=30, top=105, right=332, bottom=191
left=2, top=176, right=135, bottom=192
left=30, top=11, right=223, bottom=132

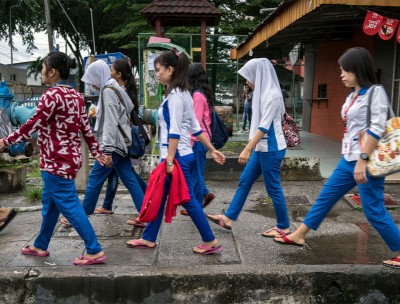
left=344, top=194, right=399, bottom=209
left=285, top=195, right=313, bottom=205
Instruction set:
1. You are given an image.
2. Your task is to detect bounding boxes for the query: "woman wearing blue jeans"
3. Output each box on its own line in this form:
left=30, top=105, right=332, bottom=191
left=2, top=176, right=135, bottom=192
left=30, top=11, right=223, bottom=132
left=207, top=58, right=290, bottom=238
left=126, top=50, right=225, bottom=254
left=274, top=47, right=400, bottom=269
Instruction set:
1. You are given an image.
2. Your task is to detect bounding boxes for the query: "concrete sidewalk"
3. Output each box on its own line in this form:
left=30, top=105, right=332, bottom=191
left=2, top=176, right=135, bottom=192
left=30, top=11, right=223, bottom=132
left=1, top=177, right=400, bottom=303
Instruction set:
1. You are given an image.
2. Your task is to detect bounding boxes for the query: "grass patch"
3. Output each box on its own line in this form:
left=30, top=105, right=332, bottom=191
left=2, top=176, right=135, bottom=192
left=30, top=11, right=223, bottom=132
left=24, top=186, right=42, bottom=202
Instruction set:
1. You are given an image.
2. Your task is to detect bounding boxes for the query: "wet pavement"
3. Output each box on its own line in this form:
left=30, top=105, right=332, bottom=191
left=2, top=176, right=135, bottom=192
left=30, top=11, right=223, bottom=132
left=2, top=132, right=400, bottom=303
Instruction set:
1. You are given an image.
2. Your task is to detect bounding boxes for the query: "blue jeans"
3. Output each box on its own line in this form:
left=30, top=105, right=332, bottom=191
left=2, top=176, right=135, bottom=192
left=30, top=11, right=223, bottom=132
left=142, top=153, right=216, bottom=243
left=34, top=172, right=102, bottom=254
left=102, top=169, right=147, bottom=211
left=242, top=103, right=252, bottom=131
left=191, top=141, right=210, bottom=207
left=82, top=152, right=145, bottom=215
left=225, top=150, right=289, bottom=229
left=304, top=157, right=400, bottom=252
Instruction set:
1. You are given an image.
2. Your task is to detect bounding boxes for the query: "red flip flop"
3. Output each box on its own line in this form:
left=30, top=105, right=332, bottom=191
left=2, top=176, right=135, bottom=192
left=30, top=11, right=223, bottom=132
left=126, top=239, right=156, bottom=249
left=193, top=244, right=222, bottom=255
left=20, top=245, right=50, bottom=257
left=73, top=254, right=107, bottom=266
left=383, top=257, right=400, bottom=269
left=273, top=235, right=304, bottom=247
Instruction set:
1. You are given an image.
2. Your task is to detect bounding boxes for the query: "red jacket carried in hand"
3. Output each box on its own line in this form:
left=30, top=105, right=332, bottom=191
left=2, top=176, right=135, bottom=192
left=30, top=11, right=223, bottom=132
left=138, top=159, right=190, bottom=223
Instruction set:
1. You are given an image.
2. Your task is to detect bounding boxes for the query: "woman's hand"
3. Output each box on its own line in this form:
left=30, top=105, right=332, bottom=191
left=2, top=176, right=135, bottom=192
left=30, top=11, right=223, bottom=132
left=96, top=154, right=112, bottom=168
left=210, top=150, right=226, bottom=165
left=354, top=159, right=368, bottom=184
left=166, top=162, right=174, bottom=175
left=0, top=139, right=5, bottom=152
left=238, top=147, right=252, bottom=165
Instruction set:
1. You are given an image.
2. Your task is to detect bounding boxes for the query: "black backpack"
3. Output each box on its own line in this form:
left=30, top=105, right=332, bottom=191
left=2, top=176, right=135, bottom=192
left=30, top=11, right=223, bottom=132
left=203, top=107, right=229, bottom=150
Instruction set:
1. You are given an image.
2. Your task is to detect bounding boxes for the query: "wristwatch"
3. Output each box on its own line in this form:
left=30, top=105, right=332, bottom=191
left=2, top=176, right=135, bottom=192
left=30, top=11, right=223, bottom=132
left=166, top=160, right=174, bottom=166
left=359, top=153, right=369, bottom=161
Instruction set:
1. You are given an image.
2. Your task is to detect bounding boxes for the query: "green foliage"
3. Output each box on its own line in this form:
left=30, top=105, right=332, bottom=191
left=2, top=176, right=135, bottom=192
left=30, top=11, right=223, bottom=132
left=24, top=185, right=42, bottom=202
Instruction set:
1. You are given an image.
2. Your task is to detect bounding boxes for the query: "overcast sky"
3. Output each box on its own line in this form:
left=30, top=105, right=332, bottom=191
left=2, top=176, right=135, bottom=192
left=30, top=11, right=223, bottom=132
left=0, top=31, right=77, bottom=65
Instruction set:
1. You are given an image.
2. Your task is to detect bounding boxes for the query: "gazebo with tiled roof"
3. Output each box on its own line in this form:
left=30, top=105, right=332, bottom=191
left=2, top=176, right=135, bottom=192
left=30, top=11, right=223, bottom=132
left=141, top=0, right=222, bottom=68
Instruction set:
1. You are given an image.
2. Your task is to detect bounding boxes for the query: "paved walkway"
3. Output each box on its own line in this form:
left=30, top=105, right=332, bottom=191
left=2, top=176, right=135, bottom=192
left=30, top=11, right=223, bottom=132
left=1, top=131, right=400, bottom=303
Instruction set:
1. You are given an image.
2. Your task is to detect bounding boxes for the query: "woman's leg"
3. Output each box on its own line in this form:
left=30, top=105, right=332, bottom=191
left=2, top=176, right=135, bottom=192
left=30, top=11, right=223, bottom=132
left=191, top=142, right=208, bottom=207
left=179, top=154, right=216, bottom=242
left=260, top=149, right=289, bottom=229
left=82, top=160, right=112, bottom=215
left=275, top=158, right=357, bottom=245
left=359, top=176, right=400, bottom=252
left=224, top=152, right=262, bottom=221
left=36, top=172, right=103, bottom=255
left=102, top=169, right=119, bottom=210
left=242, top=105, right=248, bottom=131
left=114, top=154, right=144, bottom=212
left=32, top=172, right=60, bottom=251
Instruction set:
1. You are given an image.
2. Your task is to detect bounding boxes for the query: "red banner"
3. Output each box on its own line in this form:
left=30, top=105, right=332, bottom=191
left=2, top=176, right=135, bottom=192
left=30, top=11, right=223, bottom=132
left=378, top=17, right=399, bottom=40
left=363, top=11, right=383, bottom=35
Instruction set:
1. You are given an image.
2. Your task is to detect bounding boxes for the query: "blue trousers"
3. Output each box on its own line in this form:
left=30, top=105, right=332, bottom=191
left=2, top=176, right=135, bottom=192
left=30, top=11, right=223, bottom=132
left=242, top=104, right=252, bottom=131
left=191, top=141, right=210, bottom=207
left=102, top=169, right=147, bottom=211
left=82, top=152, right=144, bottom=215
left=225, top=150, right=289, bottom=229
left=142, top=153, right=216, bottom=243
left=34, top=171, right=102, bottom=254
left=304, top=157, right=400, bottom=252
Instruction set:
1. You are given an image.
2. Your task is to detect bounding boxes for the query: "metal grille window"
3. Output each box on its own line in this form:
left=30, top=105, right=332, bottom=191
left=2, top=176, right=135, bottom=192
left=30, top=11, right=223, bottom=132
left=318, top=83, right=327, bottom=99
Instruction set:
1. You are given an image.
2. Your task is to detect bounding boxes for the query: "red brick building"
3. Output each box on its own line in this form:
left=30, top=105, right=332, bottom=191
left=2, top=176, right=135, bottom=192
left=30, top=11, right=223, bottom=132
left=231, top=0, right=400, bottom=142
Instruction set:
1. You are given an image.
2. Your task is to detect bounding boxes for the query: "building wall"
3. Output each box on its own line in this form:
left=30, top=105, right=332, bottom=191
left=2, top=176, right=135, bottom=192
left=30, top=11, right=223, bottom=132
left=310, top=31, right=375, bottom=141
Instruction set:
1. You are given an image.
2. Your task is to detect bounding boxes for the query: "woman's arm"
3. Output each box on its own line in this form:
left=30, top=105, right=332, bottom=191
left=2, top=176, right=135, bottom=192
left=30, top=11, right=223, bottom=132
left=238, top=129, right=265, bottom=165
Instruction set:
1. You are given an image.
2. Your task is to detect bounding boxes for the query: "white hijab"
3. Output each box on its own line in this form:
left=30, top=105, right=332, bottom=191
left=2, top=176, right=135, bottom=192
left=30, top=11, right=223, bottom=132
left=81, top=60, right=118, bottom=131
left=238, top=58, right=285, bottom=139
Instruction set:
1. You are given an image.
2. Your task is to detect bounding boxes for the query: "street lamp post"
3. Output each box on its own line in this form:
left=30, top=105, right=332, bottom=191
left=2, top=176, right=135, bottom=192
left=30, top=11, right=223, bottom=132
left=9, top=4, right=20, bottom=83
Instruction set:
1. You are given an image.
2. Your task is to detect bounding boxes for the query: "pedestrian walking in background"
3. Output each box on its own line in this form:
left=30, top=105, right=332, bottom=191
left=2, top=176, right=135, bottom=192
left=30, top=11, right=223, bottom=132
left=207, top=58, right=290, bottom=238
left=94, top=59, right=147, bottom=226
left=64, top=60, right=145, bottom=226
left=180, top=63, right=215, bottom=216
left=274, top=47, right=400, bottom=270
left=0, top=52, right=107, bottom=265
left=239, top=82, right=252, bottom=132
left=126, top=50, right=225, bottom=255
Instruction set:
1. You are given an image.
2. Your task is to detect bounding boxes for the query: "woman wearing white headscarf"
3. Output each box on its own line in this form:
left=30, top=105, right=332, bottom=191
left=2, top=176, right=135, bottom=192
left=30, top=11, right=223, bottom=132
left=60, top=60, right=145, bottom=227
left=207, top=58, right=290, bottom=237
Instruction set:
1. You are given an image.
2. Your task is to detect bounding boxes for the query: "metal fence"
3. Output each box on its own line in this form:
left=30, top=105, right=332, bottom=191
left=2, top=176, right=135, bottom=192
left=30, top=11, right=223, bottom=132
left=137, top=33, right=304, bottom=129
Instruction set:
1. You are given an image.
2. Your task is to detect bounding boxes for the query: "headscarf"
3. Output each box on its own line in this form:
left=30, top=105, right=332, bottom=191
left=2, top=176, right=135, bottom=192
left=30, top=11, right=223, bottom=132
left=238, top=58, right=285, bottom=138
left=81, top=60, right=118, bottom=131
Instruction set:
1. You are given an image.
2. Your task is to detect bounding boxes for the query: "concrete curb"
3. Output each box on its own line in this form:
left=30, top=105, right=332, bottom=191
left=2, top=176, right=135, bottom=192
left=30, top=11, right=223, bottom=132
left=1, top=265, right=399, bottom=303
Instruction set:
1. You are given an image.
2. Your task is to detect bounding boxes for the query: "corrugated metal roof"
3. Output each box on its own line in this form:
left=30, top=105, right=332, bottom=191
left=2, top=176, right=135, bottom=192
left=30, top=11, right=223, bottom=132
left=231, top=0, right=400, bottom=60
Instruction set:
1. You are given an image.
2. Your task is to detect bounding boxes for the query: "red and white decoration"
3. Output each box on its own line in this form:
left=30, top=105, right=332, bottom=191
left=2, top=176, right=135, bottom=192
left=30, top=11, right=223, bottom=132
left=363, top=11, right=400, bottom=43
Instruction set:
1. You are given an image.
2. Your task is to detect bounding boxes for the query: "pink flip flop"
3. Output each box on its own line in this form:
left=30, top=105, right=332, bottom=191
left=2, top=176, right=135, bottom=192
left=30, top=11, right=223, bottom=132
left=193, top=244, right=223, bottom=255
left=126, top=217, right=146, bottom=227
left=73, top=254, right=107, bottom=266
left=126, top=239, right=156, bottom=249
left=20, top=245, right=50, bottom=257
left=206, top=214, right=232, bottom=230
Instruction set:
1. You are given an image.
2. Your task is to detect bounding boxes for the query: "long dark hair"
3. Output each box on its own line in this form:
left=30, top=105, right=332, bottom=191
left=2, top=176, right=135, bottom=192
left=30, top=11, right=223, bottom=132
left=154, top=50, right=190, bottom=95
left=43, top=52, right=76, bottom=80
left=338, top=47, right=377, bottom=87
left=112, top=59, right=139, bottom=111
left=188, top=63, right=213, bottom=108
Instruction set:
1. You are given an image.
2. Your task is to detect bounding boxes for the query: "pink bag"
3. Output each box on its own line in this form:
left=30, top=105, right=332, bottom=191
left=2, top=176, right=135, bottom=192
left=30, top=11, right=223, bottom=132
left=282, top=113, right=301, bottom=147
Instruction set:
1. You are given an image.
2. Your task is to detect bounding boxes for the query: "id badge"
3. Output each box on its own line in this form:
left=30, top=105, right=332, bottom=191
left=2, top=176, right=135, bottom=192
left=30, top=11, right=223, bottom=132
left=342, top=137, right=350, bottom=154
